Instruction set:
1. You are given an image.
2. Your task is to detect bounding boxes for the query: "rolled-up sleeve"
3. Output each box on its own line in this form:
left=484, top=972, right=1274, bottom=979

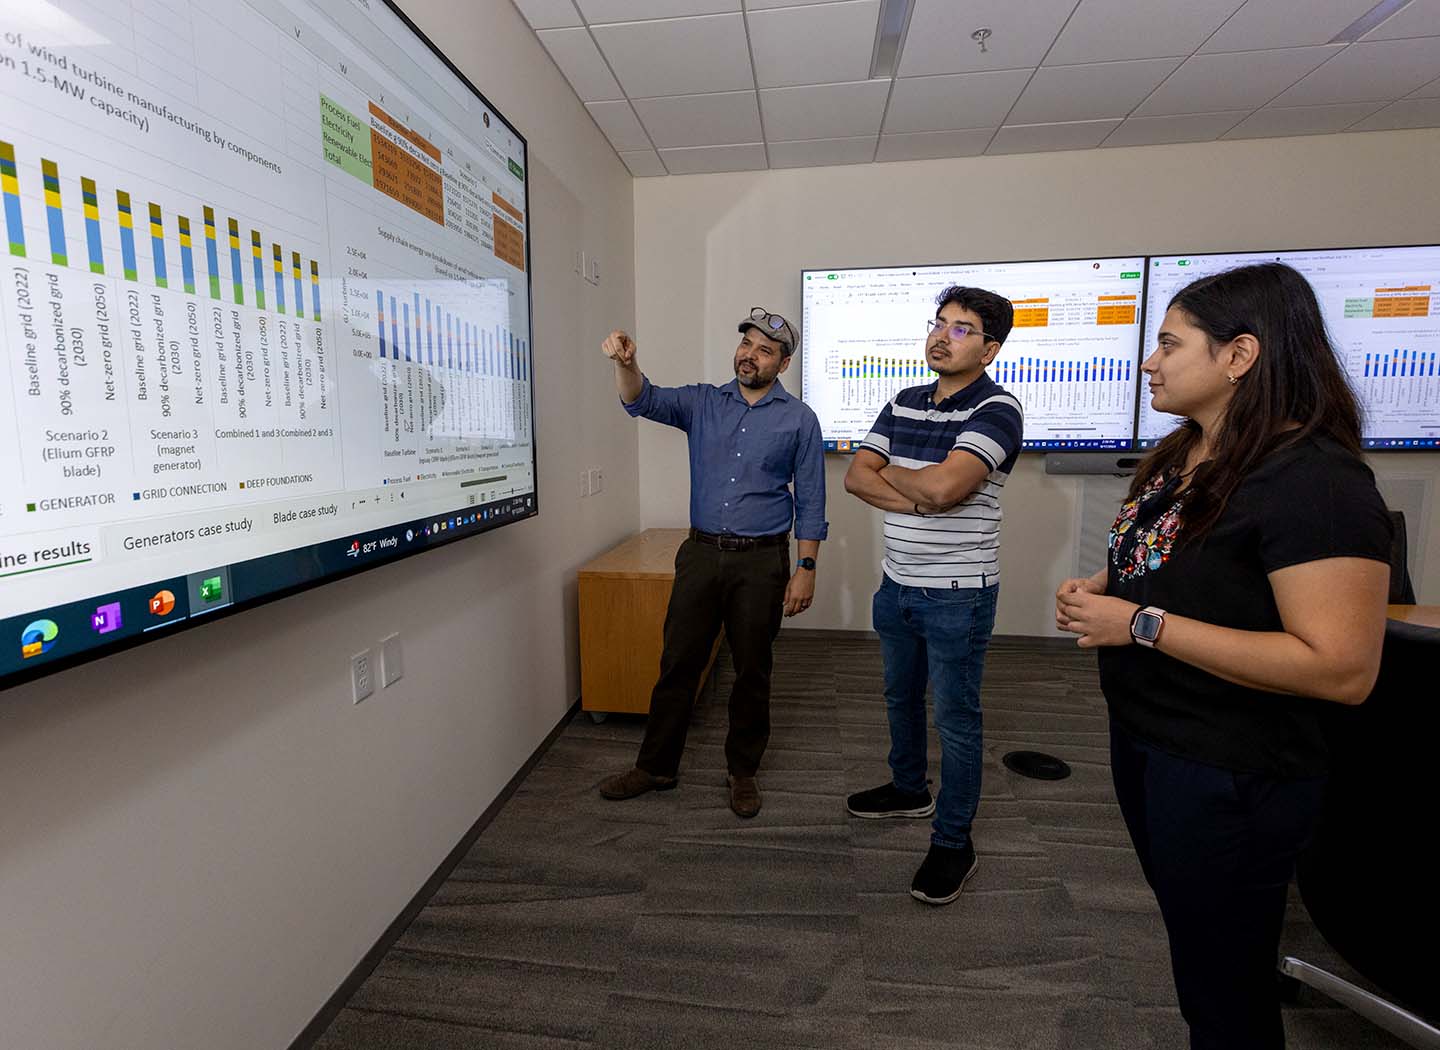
left=792, top=413, right=829, bottom=541
left=622, top=375, right=697, bottom=431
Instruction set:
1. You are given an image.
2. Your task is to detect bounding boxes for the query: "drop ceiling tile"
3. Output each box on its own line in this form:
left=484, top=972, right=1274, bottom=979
left=586, top=100, right=652, bottom=150
left=875, top=128, right=996, bottom=161
left=619, top=149, right=668, bottom=176
left=1411, top=75, right=1440, bottom=98
left=592, top=13, right=754, bottom=98
left=513, top=0, right=583, bottom=29
left=1273, top=37, right=1440, bottom=106
left=1348, top=96, right=1440, bottom=131
left=748, top=0, right=880, bottom=88
left=578, top=0, right=739, bottom=22
left=988, top=119, right=1122, bottom=154
left=536, top=27, right=625, bottom=101
left=1363, top=0, right=1440, bottom=41
left=1045, top=0, right=1244, bottom=64
left=759, top=79, right=891, bottom=140
left=1134, top=45, right=1342, bottom=115
left=898, top=0, right=1077, bottom=77
left=659, top=142, right=768, bottom=173
left=1009, top=58, right=1182, bottom=124
left=884, top=69, right=1033, bottom=133
left=633, top=91, right=762, bottom=147
left=1200, top=0, right=1382, bottom=52
left=768, top=135, right=878, bottom=167
left=1101, top=110, right=1248, bottom=147
left=1221, top=101, right=1386, bottom=138
left=745, top=0, right=846, bottom=8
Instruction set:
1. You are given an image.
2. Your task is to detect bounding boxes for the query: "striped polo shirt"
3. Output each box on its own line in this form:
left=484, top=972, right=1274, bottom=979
left=858, top=373, right=1024, bottom=589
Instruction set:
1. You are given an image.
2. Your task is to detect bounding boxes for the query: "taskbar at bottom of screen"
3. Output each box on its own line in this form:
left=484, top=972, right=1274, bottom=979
left=0, top=493, right=536, bottom=685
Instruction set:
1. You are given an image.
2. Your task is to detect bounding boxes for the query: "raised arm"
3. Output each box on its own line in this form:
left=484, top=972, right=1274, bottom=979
left=602, top=329, right=644, bottom=404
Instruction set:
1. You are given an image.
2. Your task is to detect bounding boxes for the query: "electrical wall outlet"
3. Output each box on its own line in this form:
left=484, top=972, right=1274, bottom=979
left=589, top=467, right=603, bottom=494
left=579, top=469, right=591, bottom=498
left=351, top=649, right=374, bottom=704
left=587, top=256, right=600, bottom=285
left=380, top=633, right=403, bottom=687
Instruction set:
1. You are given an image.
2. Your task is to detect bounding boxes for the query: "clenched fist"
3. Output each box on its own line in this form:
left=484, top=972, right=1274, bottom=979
left=602, top=330, right=637, bottom=367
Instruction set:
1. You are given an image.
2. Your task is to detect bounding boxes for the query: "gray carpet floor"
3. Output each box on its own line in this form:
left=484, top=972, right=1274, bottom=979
left=312, top=633, right=1410, bottom=1049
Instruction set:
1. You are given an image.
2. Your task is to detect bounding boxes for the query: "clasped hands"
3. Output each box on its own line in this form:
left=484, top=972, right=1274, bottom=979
left=1055, top=577, right=1139, bottom=648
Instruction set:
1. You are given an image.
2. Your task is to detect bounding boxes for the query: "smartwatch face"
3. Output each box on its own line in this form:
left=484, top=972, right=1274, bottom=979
left=1133, top=610, right=1163, bottom=641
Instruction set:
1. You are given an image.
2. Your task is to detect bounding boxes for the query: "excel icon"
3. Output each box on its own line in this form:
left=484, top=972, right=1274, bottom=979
left=200, top=576, right=223, bottom=603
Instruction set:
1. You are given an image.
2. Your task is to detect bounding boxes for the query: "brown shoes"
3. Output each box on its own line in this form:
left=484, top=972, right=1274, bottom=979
left=727, top=774, right=762, bottom=818
left=598, top=767, right=677, bottom=800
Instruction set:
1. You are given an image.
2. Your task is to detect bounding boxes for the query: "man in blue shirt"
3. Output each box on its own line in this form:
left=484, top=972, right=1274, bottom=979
left=597, top=308, right=828, bottom=818
left=844, top=285, right=1023, bottom=905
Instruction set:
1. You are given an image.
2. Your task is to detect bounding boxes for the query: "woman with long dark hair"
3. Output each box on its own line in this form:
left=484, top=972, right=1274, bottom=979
left=1055, top=262, right=1393, bottom=1049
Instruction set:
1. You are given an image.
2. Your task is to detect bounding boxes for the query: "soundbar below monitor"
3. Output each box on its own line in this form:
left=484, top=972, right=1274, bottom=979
left=0, top=0, right=536, bottom=687
left=1139, top=245, right=1440, bottom=450
left=801, top=257, right=1146, bottom=451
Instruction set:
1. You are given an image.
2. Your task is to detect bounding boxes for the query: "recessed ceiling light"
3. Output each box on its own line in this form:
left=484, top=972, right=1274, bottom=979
left=870, top=0, right=915, bottom=79
left=1328, top=0, right=1412, bottom=44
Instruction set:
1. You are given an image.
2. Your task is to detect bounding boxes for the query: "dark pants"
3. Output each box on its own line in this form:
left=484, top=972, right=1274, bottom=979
left=636, top=537, right=789, bottom=779
left=1109, top=721, right=1325, bottom=1050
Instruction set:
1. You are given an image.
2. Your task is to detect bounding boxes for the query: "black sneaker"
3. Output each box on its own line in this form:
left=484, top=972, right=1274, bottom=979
left=846, top=781, right=935, bottom=819
left=910, top=842, right=977, bottom=905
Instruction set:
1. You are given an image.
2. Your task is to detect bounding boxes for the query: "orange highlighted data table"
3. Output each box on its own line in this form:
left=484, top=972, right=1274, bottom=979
left=369, top=103, right=444, bottom=226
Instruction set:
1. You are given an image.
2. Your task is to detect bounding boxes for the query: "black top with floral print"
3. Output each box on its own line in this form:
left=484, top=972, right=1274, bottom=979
left=1099, top=436, right=1393, bottom=777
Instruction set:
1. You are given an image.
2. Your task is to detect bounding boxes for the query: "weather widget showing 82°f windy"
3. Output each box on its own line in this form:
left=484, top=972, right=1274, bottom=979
left=0, top=0, right=536, bottom=685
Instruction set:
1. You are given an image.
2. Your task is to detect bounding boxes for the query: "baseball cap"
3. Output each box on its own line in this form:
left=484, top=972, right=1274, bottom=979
left=739, top=307, right=798, bottom=357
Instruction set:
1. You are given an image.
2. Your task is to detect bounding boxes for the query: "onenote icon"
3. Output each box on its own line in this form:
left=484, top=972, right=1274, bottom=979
left=149, top=590, right=176, bottom=616
left=91, top=602, right=123, bottom=634
left=21, top=619, right=59, bottom=659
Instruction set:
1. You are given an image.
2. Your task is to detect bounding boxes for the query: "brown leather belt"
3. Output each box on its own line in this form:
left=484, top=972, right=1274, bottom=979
left=689, top=528, right=789, bottom=551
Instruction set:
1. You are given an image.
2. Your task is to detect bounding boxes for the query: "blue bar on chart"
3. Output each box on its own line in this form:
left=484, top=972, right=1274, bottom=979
left=425, top=298, right=434, bottom=364
left=291, top=251, right=304, bottom=319
left=310, top=260, right=321, bottom=320
left=402, top=300, right=411, bottom=361
left=203, top=207, right=221, bottom=299
left=177, top=215, right=196, bottom=293
left=40, top=158, right=67, bottom=265
left=81, top=177, right=103, bottom=273
left=227, top=218, right=244, bottom=304
left=0, top=140, right=25, bottom=257
left=412, top=292, right=421, bottom=356
left=250, top=230, right=266, bottom=309
left=147, top=202, right=168, bottom=288
left=274, top=244, right=287, bottom=315
left=116, top=191, right=138, bottom=281
left=376, top=290, right=386, bottom=357
left=389, top=295, right=398, bottom=356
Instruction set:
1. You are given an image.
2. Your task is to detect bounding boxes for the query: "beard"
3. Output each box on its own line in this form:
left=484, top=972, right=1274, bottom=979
left=735, top=359, right=778, bottom=388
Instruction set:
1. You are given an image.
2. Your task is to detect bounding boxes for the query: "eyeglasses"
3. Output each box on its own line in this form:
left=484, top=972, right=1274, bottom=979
left=927, top=319, right=994, bottom=343
left=750, top=306, right=792, bottom=338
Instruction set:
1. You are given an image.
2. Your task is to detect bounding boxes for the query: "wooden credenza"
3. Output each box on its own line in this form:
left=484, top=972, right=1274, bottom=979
left=578, top=528, right=720, bottom=716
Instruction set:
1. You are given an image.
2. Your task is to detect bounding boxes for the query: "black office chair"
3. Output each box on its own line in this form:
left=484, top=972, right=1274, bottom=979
left=1279, top=618, right=1440, bottom=1047
left=1388, top=510, right=1416, bottom=604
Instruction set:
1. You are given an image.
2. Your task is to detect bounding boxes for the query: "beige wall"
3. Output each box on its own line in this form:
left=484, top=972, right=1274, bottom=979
left=0, top=3, right=639, bottom=1048
left=632, top=130, right=1440, bottom=634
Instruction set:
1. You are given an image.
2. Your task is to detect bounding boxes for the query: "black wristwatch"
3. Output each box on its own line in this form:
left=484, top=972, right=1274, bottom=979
left=1130, top=606, right=1166, bottom=648
left=796, top=557, right=816, bottom=571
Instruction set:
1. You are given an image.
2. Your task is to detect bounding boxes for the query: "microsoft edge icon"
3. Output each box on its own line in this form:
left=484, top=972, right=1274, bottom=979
left=21, top=618, right=59, bottom=659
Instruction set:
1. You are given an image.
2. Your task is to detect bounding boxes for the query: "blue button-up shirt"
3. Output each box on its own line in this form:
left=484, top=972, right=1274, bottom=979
left=624, top=375, right=828, bottom=541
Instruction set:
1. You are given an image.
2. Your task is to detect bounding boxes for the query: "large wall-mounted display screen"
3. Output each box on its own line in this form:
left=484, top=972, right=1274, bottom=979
left=0, top=0, right=535, bottom=686
left=1140, top=246, right=1440, bottom=449
left=801, top=257, right=1146, bottom=451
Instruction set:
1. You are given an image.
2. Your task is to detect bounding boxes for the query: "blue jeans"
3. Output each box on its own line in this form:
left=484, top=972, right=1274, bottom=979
left=872, top=574, right=998, bottom=849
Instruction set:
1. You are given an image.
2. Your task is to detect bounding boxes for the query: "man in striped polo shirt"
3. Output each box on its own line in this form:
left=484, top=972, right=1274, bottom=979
left=843, top=284, right=1023, bottom=905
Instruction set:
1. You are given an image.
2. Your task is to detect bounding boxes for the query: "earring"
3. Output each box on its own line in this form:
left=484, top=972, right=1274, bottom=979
left=1227, top=374, right=1238, bottom=385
